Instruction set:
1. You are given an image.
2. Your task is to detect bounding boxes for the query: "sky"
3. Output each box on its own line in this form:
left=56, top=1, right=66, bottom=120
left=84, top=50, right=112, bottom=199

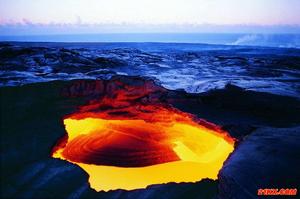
left=0, top=0, right=300, bottom=34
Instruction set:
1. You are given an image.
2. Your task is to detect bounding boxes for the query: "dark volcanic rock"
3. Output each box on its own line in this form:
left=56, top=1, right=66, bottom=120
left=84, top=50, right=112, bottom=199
left=201, top=84, right=300, bottom=126
left=1, top=159, right=90, bottom=199
left=93, top=57, right=126, bottom=67
left=90, top=179, right=218, bottom=199
left=0, top=47, right=34, bottom=60
left=221, top=124, right=257, bottom=140
left=218, top=126, right=300, bottom=199
left=171, top=83, right=300, bottom=129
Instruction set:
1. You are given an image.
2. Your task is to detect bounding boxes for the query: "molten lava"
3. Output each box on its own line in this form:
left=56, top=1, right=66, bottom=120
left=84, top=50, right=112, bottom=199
left=52, top=79, right=235, bottom=191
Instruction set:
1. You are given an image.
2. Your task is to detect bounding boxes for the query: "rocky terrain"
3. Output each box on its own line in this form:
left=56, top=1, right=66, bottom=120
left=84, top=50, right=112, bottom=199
left=1, top=42, right=300, bottom=97
left=1, top=42, right=300, bottom=199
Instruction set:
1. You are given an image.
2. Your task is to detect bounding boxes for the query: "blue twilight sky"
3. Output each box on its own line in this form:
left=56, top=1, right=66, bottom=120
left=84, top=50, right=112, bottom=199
left=0, top=0, right=300, bottom=34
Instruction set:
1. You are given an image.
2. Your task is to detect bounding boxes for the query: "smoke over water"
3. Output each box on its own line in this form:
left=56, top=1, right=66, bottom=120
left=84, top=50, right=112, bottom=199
left=230, top=34, right=300, bottom=48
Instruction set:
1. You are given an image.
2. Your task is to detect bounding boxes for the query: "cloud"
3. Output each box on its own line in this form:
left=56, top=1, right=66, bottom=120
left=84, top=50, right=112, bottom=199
left=0, top=23, right=300, bottom=35
left=22, top=18, right=33, bottom=25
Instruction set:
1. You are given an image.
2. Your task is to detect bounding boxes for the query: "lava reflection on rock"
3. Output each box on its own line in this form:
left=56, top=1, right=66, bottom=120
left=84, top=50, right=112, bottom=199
left=52, top=79, right=235, bottom=191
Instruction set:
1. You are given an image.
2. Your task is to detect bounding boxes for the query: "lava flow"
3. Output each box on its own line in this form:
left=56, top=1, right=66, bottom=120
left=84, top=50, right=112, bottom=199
left=52, top=79, right=235, bottom=192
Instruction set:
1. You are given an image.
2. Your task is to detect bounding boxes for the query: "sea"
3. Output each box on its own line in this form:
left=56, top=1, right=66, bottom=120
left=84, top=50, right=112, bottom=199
left=0, top=33, right=299, bottom=48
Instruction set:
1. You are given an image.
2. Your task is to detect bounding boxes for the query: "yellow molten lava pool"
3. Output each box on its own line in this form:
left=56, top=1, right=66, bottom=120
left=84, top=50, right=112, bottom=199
left=52, top=105, right=235, bottom=191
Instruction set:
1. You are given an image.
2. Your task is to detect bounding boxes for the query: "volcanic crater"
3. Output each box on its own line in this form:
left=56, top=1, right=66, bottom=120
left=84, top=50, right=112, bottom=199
left=51, top=77, right=235, bottom=191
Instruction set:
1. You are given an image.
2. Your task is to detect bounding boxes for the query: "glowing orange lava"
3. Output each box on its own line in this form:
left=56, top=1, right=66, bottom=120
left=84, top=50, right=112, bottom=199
left=52, top=79, right=235, bottom=191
